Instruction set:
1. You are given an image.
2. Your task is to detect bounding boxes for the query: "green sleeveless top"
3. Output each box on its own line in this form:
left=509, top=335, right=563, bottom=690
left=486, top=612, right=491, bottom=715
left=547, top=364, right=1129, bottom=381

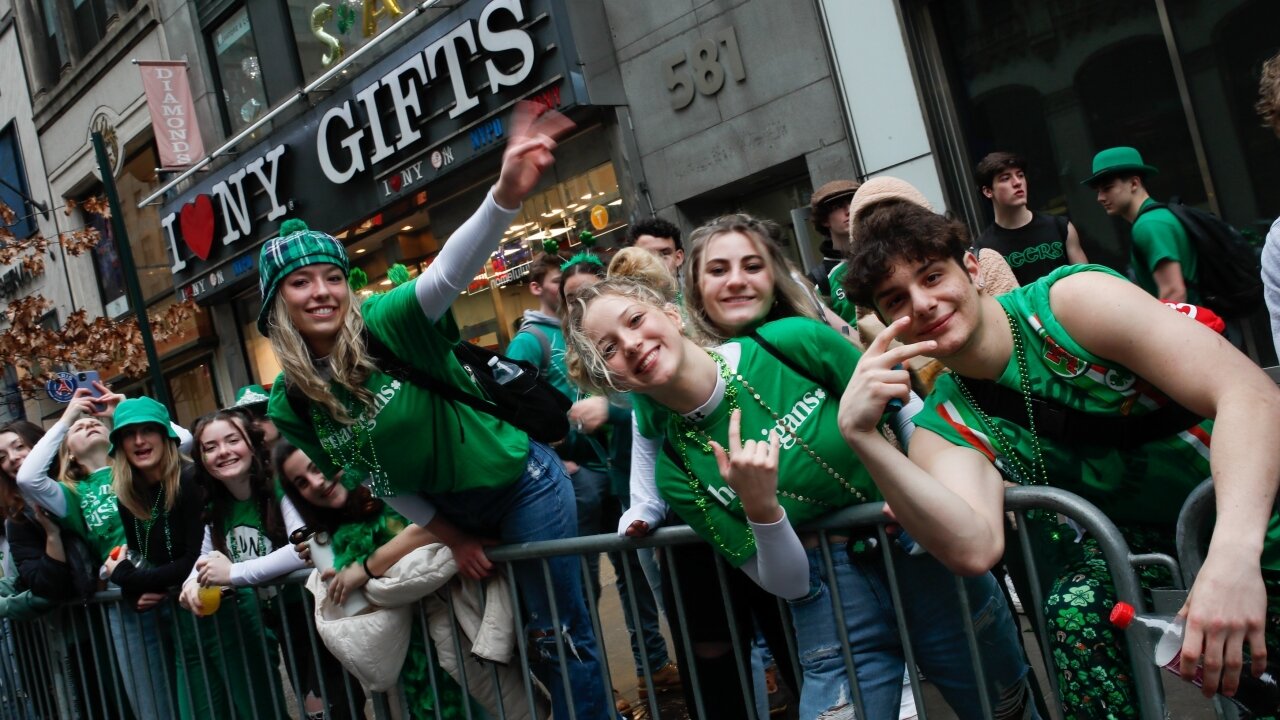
left=916, top=264, right=1280, bottom=570
left=653, top=317, right=882, bottom=566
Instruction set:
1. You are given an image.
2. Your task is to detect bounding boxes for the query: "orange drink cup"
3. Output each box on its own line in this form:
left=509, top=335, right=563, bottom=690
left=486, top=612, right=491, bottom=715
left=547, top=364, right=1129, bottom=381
left=196, top=587, right=222, bottom=617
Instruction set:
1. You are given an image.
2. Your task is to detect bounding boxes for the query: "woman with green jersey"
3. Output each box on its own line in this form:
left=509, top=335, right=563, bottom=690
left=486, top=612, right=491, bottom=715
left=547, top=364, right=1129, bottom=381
left=261, top=104, right=613, bottom=719
left=17, top=388, right=180, bottom=718
left=563, top=258, right=1035, bottom=719
left=273, top=440, right=472, bottom=719
left=838, top=196, right=1280, bottom=718
left=176, top=409, right=300, bottom=720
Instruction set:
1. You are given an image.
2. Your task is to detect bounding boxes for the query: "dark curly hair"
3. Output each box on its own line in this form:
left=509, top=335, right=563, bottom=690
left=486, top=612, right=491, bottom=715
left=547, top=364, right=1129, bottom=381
left=627, top=217, right=682, bottom=252
left=843, top=201, right=970, bottom=309
left=271, top=439, right=383, bottom=535
left=191, top=410, right=286, bottom=555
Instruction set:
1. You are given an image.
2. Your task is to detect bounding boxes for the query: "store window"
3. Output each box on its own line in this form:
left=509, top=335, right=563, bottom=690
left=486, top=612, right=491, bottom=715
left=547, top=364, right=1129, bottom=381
left=167, top=360, right=219, bottom=428
left=287, top=0, right=448, bottom=88
left=0, top=124, right=37, bottom=239
left=87, top=146, right=171, bottom=316
left=235, top=294, right=281, bottom=386
left=39, top=0, right=68, bottom=79
left=925, top=0, right=1280, bottom=267
left=211, top=7, right=270, bottom=134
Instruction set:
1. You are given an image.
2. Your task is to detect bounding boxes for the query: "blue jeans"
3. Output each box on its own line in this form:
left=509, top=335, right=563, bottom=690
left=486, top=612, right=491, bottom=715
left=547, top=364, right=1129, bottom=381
left=107, top=601, right=174, bottom=719
left=573, top=468, right=670, bottom=674
left=789, top=543, right=1034, bottom=720
left=432, top=441, right=613, bottom=720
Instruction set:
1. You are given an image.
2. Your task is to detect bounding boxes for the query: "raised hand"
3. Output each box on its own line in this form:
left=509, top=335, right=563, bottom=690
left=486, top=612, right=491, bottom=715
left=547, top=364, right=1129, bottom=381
left=708, top=409, right=782, bottom=524
left=92, top=382, right=126, bottom=419
left=839, top=317, right=935, bottom=439
left=59, top=389, right=99, bottom=425
left=492, top=101, right=575, bottom=208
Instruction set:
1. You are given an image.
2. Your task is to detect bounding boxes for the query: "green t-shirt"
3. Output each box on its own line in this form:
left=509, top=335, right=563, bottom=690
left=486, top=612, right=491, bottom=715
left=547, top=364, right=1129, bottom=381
left=59, top=468, right=127, bottom=564
left=916, top=264, right=1280, bottom=569
left=653, top=317, right=881, bottom=566
left=223, top=499, right=274, bottom=563
left=1131, top=198, right=1200, bottom=304
left=268, top=280, right=530, bottom=497
left=827, top=261, right=859, bottom=327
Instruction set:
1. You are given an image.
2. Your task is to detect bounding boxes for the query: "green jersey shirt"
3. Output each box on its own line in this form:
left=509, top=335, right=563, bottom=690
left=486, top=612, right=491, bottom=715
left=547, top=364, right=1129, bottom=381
left=58, top=468, right=126, bottom=564
left=269, top=280, right=530, bottom=497
left=916, top=264, right=1280, bottom=569
left=827, top=262, right=859, bottom=327
left=1131, top=198, right=1200, bottom=304
left=653, top=317, right=881, bottom=566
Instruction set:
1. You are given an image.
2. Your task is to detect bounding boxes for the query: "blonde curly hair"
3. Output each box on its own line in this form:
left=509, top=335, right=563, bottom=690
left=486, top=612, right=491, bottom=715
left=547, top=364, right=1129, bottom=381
left=1259, top=52, right=1280, bottom=137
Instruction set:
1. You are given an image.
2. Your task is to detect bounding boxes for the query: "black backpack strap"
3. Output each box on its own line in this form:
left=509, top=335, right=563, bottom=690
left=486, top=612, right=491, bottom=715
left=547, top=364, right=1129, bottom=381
left=960, top=377, right=1202, bottom=451
left=362, top=329, right=507, bottom=419
left=748, top=329, right=841, bottom=398
left=807, top=265, right=832, bottom=299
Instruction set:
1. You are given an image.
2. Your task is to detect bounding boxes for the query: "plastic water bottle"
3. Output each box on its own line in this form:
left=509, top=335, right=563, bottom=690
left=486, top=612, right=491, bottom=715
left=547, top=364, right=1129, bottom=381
left=488, top=355, right=523, bottom=385
left=1111, top=601, right=1279, bottom=716
left=303, top=529, right=370, bottom=617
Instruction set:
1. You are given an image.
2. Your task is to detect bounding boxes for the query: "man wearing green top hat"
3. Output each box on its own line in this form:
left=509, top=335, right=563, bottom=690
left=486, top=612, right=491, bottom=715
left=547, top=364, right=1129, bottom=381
left=230, top=384, right=279, bottom=449
left=1084, top=146, right=1199, bottom=304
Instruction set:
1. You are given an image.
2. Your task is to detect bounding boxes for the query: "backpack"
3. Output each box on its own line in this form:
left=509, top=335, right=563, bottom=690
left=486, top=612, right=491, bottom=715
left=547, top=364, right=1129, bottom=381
left=1137, top=199, right=1263, bottom=319
left=287, top=329, right=570, bottom=445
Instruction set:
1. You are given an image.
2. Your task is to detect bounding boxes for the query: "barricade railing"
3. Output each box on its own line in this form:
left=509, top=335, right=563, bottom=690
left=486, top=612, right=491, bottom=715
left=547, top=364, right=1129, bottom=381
left=0, top=486, right=1181, bottom=720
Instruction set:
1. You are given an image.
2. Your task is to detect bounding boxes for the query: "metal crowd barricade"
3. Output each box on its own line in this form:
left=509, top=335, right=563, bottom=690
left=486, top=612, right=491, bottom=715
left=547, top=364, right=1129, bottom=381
left=0, top=486, right=1173, bottom=720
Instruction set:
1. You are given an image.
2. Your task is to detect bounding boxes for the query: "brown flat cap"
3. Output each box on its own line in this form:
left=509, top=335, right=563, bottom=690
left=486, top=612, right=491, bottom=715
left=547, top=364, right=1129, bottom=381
left=810, top=179, right=861, bottom=213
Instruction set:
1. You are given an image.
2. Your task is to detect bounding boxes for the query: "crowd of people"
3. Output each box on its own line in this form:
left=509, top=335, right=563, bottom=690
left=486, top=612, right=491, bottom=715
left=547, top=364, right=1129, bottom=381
left=1, top=82, right=1279, bottom=720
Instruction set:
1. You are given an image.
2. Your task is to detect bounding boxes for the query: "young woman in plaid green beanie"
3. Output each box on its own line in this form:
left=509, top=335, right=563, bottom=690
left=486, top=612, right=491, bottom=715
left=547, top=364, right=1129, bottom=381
left=260, top=104, right=620, bottom=719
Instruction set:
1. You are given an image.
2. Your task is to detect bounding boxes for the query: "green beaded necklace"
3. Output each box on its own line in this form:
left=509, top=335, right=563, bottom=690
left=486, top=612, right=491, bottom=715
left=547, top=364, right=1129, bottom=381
left=132, top=484, right=172, bottom=565
left=671, top=350, right=869, bottom=536
left=952, top=307, right=1049, bottom=487
left=310, top=384, right=392, bottom=497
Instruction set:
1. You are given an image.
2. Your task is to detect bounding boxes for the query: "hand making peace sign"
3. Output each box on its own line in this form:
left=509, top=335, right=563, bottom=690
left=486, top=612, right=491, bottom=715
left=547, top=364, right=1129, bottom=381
left=839, top=317, right=936, bottom=439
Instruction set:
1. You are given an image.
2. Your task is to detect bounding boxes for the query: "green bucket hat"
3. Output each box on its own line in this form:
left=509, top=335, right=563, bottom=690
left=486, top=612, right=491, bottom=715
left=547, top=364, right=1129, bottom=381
left=256, top=218, right=349, bottom=336
left=108, top=397, right=178, bottom=456
left=1082, top=146, right=1159, bottom=186
left=231, top=384, right=271, bottom=411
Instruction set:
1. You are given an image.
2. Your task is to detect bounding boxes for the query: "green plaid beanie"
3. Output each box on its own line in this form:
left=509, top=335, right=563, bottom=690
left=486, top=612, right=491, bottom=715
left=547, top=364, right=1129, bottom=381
left=256, top=218, right=349, bottom=335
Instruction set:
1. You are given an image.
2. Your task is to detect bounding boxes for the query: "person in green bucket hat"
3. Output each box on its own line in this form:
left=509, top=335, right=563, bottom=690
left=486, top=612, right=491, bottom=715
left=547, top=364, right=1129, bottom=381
left=103, top=396, right=221, bottom=719
left=1083, top=146, right=1199, bottom=304
left=230, top=383, right=279, bottom=449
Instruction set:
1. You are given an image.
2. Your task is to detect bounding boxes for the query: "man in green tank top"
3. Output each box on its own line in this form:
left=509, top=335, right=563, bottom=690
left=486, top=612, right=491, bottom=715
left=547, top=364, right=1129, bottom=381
left=834, top=193, right=1280, bottom=718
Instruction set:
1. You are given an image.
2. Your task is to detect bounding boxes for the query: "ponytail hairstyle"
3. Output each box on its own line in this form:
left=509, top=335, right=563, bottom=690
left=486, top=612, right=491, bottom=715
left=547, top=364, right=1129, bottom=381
left=563, top=251, right=685, bottom=396
left=682, top=213, right=821, bottom=342
left=271, top=439, right=384, bottom=534
left=191, top=410, right=286, bottom=555
left=0, top=421, right=44, bottom=521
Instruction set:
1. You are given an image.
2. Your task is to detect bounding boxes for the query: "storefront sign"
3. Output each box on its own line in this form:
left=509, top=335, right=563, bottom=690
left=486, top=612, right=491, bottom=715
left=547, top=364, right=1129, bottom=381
left=159, top=0, right=586, bottom=303
left=138, top=61, right=208, bottom=169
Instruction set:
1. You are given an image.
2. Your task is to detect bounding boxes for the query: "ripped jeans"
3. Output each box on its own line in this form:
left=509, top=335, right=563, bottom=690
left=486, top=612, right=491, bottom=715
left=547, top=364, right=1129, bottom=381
left=431, top=440, right=613, bottom=720
left=789, top=541, right=1036, bottom=720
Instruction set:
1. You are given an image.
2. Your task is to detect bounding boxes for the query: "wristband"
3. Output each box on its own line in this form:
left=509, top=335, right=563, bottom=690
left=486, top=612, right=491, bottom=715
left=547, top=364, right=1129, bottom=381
left=362, top=557, right=381, bottom=579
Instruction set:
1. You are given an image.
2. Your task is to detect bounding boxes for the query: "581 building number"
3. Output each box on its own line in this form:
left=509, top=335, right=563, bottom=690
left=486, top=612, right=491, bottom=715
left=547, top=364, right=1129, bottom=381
left=664, top=27, right=746, bottom=110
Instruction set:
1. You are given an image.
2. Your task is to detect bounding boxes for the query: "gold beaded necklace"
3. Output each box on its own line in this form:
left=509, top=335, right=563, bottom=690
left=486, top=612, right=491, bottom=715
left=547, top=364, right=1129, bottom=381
left=952, top=307, right=1049, bottom=487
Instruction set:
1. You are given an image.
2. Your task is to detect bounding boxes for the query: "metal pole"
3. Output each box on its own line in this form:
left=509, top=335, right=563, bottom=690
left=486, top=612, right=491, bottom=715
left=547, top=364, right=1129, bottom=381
left=91, top=131, right=173, bottom=412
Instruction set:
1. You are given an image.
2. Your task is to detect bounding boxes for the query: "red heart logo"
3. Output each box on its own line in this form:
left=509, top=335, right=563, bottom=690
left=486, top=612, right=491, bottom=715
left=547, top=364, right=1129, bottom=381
left=389, top=175, right=402, bottom=191
left=179, top=194, right=215, bottom=260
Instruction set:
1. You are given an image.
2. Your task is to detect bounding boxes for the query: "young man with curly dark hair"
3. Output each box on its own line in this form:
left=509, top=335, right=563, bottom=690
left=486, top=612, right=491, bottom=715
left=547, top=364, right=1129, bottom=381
left=836, top=191, right=1280, bottom=720
left=974, top=152, right=1087, bottom=285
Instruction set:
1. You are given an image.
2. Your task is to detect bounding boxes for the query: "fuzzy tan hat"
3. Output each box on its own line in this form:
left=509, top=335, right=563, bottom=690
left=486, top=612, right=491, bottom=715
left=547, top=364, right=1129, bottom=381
left=848, top=176, right=934, bottom=224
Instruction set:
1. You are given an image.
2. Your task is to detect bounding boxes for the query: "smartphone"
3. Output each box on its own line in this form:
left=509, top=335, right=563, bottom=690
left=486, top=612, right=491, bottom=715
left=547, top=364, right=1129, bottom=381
left=74, top=371, right=103, bottom=398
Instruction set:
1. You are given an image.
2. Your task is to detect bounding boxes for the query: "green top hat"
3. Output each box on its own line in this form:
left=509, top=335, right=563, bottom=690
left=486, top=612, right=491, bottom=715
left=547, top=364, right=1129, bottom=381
left=108, top=397, right=178, bottom=456
left=232, top=384, right=271, bottom=410
left=1082, top=146, right=1159, bottom=186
